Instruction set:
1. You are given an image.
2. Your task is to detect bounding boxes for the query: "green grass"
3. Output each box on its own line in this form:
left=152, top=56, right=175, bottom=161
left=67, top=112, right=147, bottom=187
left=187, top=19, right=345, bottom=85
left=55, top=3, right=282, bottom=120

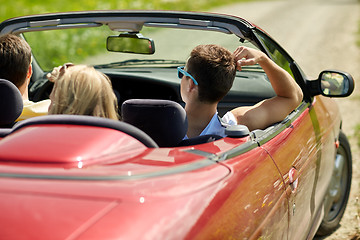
left=355, top=124, right=360, bottom=148
left=25, top=27, right=115, bottom=70
left=2, top=0, right=358, bottom=71
left=1, top=0, right=259, bottom=70
left=0, top=0, right=256, bottom=23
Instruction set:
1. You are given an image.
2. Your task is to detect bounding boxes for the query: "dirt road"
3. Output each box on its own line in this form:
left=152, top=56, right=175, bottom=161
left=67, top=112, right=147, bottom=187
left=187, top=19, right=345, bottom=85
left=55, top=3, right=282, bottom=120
left=213, top=0, right=360, bottom=239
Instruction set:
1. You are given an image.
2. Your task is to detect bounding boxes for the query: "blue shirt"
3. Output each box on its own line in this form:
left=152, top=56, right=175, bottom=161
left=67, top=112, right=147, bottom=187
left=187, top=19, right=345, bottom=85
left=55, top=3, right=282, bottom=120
left=184, top=111, right=237, bottom=139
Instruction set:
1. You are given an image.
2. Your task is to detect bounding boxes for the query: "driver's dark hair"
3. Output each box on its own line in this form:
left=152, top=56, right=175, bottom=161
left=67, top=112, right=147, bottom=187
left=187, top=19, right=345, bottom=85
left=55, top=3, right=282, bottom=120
left=0, top=34, right=32, bottom=88
left=186, top=44, right=236, bottom=103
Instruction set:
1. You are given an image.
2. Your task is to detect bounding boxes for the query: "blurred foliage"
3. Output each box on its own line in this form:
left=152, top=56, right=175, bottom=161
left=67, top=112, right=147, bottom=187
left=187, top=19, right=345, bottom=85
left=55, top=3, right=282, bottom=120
left=1, top=0, right=260, bottom=71
left=0, top=0, right=256, bottom=22
left=24, top=27, right=113, bottom=70
left=356, top=124, right=360, bottom=148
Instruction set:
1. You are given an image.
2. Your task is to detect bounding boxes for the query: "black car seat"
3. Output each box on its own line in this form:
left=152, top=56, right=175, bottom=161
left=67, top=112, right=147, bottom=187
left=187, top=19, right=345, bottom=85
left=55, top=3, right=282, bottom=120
left=121, top=99, right=188, bottom=147
left=0, top=79, right=23, bottom=128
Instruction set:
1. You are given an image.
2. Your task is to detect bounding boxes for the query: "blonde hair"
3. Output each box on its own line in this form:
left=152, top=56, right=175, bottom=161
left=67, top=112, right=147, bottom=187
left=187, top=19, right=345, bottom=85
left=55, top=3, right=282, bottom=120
left=49, top=65, right=119, bottom=120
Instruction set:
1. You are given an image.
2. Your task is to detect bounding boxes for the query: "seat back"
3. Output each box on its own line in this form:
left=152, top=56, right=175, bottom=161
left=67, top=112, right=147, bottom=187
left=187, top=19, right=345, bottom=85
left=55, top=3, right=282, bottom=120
left=121, top=99, right=188, bottom=147
left=0, top=79, right=23, bottom=128
left=12, top=114, right=158, bottom=148
left=178, top=134, right=223, bottom=146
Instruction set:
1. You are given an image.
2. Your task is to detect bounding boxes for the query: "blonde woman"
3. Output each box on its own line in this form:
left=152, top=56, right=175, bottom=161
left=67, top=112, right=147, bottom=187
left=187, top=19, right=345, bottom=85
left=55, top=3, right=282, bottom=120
left=47, top=64, right=119, bottom=120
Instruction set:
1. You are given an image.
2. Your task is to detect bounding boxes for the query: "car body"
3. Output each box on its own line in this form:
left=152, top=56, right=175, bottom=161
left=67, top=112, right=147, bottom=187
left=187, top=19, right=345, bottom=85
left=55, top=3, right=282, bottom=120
left=0, top=10, right=354, bottom=239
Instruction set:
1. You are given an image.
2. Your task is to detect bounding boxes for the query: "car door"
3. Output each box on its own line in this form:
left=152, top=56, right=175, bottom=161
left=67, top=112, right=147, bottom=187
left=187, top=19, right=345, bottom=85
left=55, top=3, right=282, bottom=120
left=252, top=29, right=328, bottom=239
left=208, top=140, right=290, bottom=239
left=256, top=105, right=320, bottom=239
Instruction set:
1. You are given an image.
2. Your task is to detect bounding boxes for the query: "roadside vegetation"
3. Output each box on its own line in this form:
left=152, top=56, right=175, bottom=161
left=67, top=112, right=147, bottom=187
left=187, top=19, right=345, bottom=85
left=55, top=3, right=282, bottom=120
left=1, top=0, right=260, bottom=70
left=354, top=21, right=360, bottom=148
left=356, top=125, right=360, bottom=148
left=1, top=0, right=359, bottom=71
left=353, top=19, right=360, bottom=240
left=0, top=0, right=257, bottom=23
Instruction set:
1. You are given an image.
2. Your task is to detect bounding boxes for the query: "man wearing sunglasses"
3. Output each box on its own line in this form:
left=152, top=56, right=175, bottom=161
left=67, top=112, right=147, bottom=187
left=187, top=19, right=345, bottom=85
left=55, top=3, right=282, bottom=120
left=179, top=44, right=303, bottom=138
left=0, top=34, right=50, bottom=121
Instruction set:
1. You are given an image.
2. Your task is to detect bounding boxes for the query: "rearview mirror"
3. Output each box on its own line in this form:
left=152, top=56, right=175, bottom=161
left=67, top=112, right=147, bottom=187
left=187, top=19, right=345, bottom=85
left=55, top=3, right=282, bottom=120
left=107, top=33, right=155, bottom=54
left=307, top=70, right=354, bottom=97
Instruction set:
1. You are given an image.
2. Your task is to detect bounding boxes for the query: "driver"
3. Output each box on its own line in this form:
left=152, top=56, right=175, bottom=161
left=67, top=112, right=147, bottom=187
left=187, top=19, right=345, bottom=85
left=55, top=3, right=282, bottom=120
left=0, top=34, right=50, bottom=121
left=179, top=44, right=303, bottom=138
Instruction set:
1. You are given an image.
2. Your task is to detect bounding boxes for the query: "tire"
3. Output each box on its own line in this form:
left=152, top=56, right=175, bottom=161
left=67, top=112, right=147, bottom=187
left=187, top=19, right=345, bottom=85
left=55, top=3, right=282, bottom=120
left=316, top=131, right=352, bottom=236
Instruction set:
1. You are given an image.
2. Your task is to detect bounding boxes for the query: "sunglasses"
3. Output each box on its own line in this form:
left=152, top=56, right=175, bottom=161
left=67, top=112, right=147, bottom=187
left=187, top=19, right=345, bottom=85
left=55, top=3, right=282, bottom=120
left=177, top=66, right=198, bottom=85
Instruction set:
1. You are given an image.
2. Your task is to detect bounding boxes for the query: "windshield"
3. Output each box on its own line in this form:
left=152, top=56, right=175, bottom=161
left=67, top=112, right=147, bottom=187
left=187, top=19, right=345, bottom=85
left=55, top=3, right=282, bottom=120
left=23, top=24, right=260, bottom=72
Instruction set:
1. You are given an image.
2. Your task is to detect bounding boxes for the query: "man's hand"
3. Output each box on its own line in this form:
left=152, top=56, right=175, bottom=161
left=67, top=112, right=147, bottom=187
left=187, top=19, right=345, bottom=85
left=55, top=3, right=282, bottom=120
left=233, top=46, right=266, bottom=71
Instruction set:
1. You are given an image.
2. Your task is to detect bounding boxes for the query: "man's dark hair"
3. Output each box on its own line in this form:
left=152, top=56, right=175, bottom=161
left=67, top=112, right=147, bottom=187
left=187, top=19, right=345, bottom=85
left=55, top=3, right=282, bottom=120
left=187, top=44, right=236, bottom=103
left=0, top=34, right=32, bottom=88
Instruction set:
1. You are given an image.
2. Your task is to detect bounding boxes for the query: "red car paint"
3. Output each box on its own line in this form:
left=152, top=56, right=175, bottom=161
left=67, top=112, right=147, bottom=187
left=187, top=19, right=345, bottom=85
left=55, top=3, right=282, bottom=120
left=0, top=10, right=353, bottom=240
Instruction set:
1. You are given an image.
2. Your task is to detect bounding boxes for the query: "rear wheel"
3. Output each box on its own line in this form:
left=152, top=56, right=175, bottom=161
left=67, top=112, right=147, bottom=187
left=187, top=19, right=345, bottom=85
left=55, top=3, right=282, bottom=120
left=316, top=131, right=352, bottom=236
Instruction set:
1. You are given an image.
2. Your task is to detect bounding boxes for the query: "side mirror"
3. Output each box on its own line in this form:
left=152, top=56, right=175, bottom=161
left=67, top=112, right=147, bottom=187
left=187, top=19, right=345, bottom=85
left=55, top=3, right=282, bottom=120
left=307, top=70, right=354, bottom=97
left=107, top=33, right=155, bottom=54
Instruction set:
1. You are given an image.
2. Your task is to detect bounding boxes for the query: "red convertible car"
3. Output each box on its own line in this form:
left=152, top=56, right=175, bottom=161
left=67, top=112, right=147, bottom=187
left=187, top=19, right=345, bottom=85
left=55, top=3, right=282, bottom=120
left=0, top=11, right=354, bottom=239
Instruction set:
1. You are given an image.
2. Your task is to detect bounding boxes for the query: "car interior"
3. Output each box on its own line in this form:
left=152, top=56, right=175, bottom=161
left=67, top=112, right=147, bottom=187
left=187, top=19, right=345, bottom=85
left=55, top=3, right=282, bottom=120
left=0, top=18, right=292, bottom=147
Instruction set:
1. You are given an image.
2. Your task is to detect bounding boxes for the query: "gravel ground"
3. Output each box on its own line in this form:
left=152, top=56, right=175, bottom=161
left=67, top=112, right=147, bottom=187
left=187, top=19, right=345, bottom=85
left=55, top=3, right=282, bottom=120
left=213, top=0, right=360, bottom=238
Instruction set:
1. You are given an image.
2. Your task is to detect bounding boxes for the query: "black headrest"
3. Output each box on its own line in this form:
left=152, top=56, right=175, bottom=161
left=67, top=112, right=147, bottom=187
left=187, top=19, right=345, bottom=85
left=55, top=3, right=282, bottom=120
left=0, top=79, right=23, bottom=127
left=121, top=99, right=188, bottom=147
